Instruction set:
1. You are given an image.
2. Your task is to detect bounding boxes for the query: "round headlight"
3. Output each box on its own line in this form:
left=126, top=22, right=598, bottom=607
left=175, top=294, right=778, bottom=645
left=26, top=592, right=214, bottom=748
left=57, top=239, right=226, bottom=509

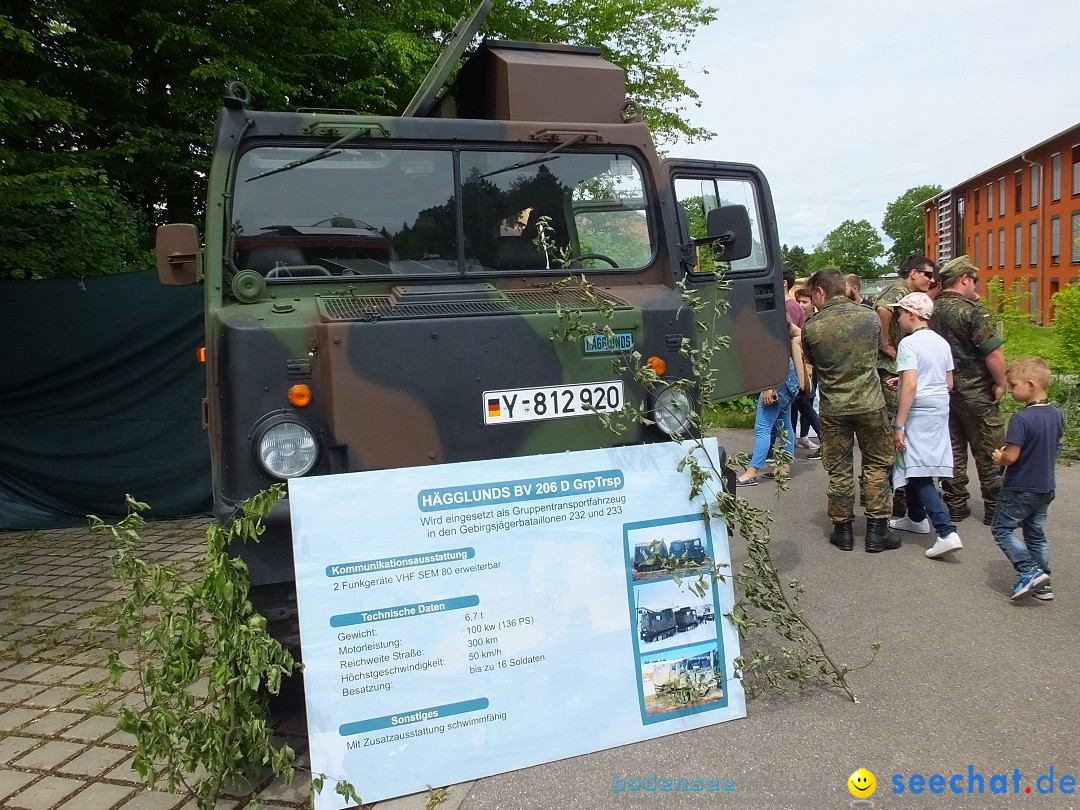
left=653, top=385, right=693, bottom=437
left=256, top=421, right=318, bottom=479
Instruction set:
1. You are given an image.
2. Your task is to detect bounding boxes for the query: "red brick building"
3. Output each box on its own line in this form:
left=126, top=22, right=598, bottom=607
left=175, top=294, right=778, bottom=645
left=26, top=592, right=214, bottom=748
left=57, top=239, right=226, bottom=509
left=924, top=122, right=1080, bottom=324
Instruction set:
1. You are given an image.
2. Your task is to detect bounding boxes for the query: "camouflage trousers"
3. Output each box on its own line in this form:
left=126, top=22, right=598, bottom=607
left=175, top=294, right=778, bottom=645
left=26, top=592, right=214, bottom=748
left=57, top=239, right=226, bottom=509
left=942, top=398, right=1004, bottom=515
left=820, top=409, right=893, bottom=522
left=878, top=369, right=906, bottom=514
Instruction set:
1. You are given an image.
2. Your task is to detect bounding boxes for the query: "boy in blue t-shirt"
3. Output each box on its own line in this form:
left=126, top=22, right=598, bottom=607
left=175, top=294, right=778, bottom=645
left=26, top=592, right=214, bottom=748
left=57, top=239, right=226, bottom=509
left=990, top=356, right=1065, bottom=601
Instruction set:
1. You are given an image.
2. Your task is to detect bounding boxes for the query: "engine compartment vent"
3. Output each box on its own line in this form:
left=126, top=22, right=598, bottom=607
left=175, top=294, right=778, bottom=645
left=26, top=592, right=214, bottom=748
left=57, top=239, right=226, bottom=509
left=319, top=286, right=628, bottom=321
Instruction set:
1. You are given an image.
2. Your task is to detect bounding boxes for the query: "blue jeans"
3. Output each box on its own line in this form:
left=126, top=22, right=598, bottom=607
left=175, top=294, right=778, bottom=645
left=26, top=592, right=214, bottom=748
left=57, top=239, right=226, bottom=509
left=750, top=392, right=795, bottom=469
left=991, top=489, right=1054, bottom=574
left=904, top=477, right=956, bottom=537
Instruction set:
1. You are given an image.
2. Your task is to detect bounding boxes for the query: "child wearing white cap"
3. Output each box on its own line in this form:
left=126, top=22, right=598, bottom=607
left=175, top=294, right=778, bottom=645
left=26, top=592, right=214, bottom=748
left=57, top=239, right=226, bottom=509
left=888, top=291, right=963, bottom=558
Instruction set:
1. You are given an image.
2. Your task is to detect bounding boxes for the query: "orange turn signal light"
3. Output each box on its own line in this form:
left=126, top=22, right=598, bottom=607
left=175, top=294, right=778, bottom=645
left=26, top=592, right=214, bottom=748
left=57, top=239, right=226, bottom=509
left=645, top=356, right=667, bottom=376
left=196, top=347, right=206, bottom=363
left=288, top=384, right=312, bottom=408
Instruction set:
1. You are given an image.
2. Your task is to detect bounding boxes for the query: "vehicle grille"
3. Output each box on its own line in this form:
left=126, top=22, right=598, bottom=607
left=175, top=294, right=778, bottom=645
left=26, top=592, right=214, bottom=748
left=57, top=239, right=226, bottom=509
left=319, top=288, right=629, bottom=321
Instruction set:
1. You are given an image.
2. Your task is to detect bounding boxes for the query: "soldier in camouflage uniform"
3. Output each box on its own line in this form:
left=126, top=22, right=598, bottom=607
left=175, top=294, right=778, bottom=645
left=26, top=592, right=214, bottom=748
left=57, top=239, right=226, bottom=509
left=875, top=256, right=936, bottom=418
left=874, top=256, right=936, bottom=514
left=929, top=256, right=1007, bottom=524
left=802, top=268, right=899, bottom=553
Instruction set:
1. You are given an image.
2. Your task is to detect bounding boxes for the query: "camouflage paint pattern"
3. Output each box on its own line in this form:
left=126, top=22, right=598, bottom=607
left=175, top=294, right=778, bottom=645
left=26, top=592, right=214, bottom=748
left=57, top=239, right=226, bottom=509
left=801, top=296, right=884, bottom=417
left=819, top=410, right=893, bottom=522
left=174, top=43, right=790, bottom=638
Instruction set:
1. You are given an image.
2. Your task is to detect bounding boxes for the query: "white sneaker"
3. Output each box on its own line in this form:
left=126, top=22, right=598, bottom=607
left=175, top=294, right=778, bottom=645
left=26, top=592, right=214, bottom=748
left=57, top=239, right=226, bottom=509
left=889, top=515, right=931, bottom=534
left=926, top=532, right=963, bottom=558
left=795, top=437, right=819, bottom=449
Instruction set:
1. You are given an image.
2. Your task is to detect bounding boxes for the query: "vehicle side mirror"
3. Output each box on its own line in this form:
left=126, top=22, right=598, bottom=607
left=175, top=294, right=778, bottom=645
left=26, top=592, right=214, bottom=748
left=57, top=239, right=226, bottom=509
left=699, top=205, right=752, bottom=261
left=155, top=223, right=201, bottom=286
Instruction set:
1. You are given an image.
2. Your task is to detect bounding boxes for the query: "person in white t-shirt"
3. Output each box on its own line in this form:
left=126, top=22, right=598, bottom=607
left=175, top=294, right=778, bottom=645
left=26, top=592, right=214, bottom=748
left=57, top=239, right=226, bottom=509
left=887, top=292, right=963, bottom=558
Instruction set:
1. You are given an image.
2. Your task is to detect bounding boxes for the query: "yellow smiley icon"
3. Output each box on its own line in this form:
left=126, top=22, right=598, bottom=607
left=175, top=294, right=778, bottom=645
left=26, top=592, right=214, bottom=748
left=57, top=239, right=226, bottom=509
left=848, top=768, right=876, bottom=798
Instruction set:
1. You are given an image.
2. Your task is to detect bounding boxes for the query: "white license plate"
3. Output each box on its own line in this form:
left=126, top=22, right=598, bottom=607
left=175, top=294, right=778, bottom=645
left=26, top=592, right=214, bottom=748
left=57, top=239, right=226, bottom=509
left=484, top=381, right=625, bottom=425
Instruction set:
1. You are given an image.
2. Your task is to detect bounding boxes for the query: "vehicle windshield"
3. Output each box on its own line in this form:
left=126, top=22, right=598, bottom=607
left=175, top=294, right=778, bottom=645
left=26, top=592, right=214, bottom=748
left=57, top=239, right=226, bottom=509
left=230, top=146, right=653, bottom=281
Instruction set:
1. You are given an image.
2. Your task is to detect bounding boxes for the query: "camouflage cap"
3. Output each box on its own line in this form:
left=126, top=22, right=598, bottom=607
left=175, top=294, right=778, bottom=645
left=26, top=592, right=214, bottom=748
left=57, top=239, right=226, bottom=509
left=890, top=291, right=934, bottom=319
left=938, top=255, right=977, bottom=285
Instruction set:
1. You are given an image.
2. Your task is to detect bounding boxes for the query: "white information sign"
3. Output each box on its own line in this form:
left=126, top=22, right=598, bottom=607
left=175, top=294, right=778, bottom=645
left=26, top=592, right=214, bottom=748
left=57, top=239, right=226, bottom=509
left=289, top=439, right=745, bottom=808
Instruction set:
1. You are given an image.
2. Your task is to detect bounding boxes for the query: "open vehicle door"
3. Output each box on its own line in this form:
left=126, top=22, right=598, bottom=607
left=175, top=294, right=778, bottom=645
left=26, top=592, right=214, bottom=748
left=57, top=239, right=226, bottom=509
left=662, top=160, right=789, bottom=399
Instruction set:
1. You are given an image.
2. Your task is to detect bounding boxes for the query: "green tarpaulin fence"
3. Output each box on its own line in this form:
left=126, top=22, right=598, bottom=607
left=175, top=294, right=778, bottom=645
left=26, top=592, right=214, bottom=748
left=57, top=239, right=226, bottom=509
left=0, top=270, right=211, bottom=528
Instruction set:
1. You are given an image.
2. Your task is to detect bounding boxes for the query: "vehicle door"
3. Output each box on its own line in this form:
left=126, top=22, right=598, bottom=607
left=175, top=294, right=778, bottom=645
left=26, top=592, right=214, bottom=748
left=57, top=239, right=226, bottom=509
left=661, top=160, right=789, bottom=399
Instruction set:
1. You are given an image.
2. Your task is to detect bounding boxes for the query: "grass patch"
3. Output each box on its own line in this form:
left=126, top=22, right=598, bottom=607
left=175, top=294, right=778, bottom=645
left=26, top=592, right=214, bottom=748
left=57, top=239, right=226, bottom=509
left=704, top=395, right=757, bottom=429
left=1003, top=321, right=1055, bottom=361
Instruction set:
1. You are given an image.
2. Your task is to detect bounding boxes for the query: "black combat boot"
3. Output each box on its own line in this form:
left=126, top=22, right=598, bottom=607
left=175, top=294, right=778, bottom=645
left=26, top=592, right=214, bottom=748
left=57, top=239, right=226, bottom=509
left=948, top=503, right=971, bottom=522
left=865, top=518, right=901, bottom=553
left=829, top=521, right=854, bottom=551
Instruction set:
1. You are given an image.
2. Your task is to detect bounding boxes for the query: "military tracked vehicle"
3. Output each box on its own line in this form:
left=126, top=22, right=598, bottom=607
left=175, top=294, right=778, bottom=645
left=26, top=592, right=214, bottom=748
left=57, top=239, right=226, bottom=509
left=639, top=608, right=677, bottom=643
left=675, top=607, right=700, bottom=633
left=155, top=2, right=789, bottom=647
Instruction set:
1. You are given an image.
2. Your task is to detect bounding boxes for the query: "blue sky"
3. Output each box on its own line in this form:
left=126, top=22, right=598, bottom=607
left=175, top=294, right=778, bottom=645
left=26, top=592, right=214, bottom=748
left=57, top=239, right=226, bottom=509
left=675, top=0, right=1080, bottom=253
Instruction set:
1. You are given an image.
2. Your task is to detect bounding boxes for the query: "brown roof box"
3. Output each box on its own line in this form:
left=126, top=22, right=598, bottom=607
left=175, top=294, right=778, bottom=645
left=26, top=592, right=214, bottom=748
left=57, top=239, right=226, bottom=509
left=431, top=40, right=629, bottom=125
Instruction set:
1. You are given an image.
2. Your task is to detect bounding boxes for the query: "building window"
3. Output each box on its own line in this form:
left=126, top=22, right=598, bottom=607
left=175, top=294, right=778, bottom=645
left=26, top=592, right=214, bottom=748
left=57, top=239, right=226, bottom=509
left=974, top=237, right=980, bottom=267
left=987, top=232, right=993, bottom=268
left=1015, top=170, right=1023, bottom=213
left=1052, top=153, right=1061, bottom=201
left=1030, top=277, right=1037, bottom=317
left=1073, top=145, right=1080, bottom=196
left=999, top=228, right=1005, bottom=267
left=1031, top=164, right=1040, bottom=208
left=1030, top=221, right=1038, bottom=265
left=1051, top=215, right=1061, bottom=261
left=973, top=189, right=980, bottom=224
left=1014, top=224, right=1022, bottom=266
left=987, top=183, right=994, bottom=219
left=998, top=178, right=1005, bottom=215
left=1072, top=212, right=1080, bottom=263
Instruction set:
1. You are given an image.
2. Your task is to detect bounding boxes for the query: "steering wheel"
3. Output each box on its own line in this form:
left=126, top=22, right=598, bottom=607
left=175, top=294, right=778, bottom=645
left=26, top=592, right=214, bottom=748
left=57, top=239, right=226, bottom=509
left=310, top=215, right=378, bottom=231
left=567, top=253, right=619, bottom=268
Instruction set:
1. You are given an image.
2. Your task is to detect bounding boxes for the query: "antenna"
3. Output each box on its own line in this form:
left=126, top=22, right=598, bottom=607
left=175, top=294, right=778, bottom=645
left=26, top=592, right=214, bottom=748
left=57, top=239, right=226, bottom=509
left=402, top=0, right=493, bottom=118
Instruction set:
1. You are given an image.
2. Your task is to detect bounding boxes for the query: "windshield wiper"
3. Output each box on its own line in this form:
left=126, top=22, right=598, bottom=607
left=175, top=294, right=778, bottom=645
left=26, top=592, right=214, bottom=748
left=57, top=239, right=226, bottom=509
left=247, top=149, right=343, bottom=182
left=476, top=133, right=586, bottom=180
left=246, top=122, right=390, bottom=182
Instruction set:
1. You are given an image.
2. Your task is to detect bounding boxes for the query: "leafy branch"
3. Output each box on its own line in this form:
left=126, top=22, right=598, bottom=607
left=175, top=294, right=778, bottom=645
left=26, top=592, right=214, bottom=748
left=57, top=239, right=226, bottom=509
left=91, top=490, right=360, bottom=809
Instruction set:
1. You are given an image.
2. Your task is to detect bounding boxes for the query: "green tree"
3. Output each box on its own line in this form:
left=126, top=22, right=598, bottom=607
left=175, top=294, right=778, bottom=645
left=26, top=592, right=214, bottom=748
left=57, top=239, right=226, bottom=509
left=0, top=14, right=150, bottom=279
left=881, top=184, right=941, bottom=267
left=779, top=244, right=809, bottom=276
left=1, top=0, right=717, bottom=279
left=810, top=219, right=885, bottom=278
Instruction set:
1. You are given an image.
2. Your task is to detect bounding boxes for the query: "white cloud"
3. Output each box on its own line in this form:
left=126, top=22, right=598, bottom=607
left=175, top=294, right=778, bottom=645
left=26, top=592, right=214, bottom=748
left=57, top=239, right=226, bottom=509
left=671, top=0, right=1080, bottom=254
